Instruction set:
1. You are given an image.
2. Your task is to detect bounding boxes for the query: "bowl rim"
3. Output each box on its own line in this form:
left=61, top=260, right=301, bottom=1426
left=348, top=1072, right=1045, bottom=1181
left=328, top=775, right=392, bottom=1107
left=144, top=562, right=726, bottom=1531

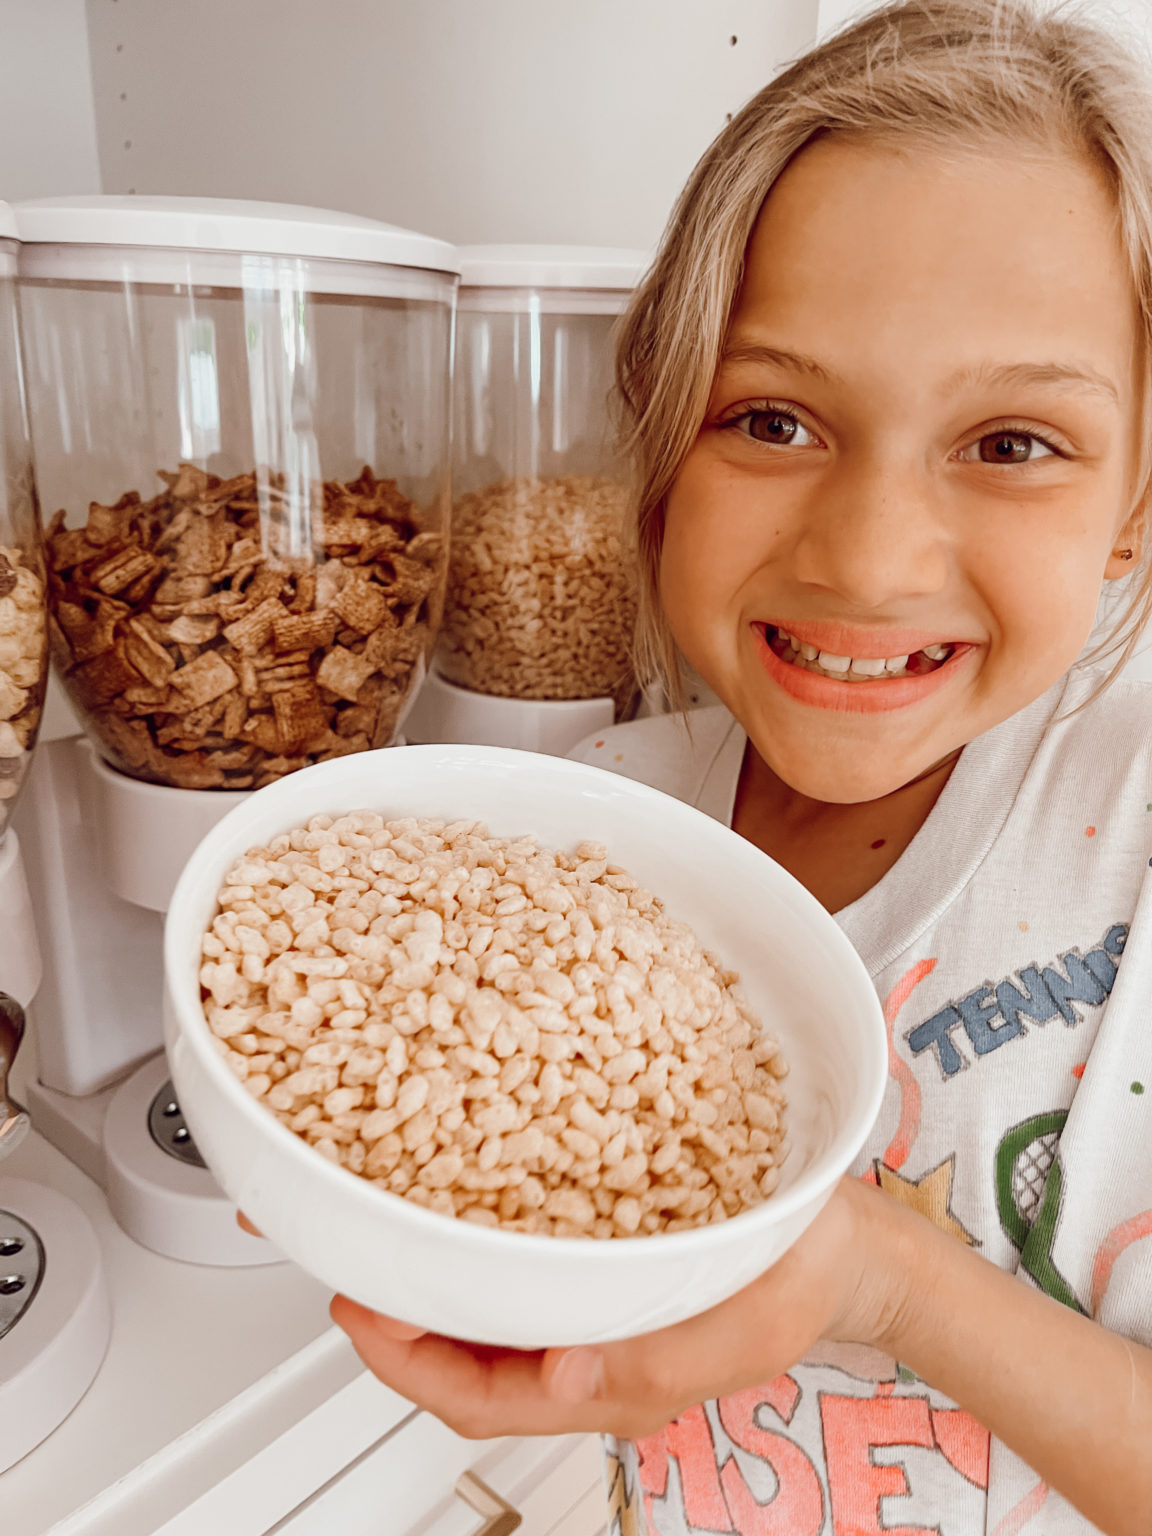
left=165, top=743, right=889, bottom=1258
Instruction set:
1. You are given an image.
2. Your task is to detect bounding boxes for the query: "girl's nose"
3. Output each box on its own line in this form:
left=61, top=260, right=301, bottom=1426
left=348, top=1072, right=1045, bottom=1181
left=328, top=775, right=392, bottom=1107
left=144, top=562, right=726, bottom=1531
left=790, top=454, right=949, bottom=609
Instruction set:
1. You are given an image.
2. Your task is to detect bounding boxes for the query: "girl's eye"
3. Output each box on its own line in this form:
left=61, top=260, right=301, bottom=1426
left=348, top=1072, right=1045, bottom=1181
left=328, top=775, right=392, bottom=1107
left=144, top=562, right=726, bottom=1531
left=729, top=407, right=818, bottom=447
left=965, top=430, right=1057, bottom=465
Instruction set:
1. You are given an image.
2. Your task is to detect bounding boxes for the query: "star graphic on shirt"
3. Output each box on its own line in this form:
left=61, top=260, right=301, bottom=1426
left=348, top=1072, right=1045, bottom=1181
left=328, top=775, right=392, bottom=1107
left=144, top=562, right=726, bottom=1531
left=605, top=1449, right=644, bottom=1536
left=875, top=1153, right=979, bottom=1247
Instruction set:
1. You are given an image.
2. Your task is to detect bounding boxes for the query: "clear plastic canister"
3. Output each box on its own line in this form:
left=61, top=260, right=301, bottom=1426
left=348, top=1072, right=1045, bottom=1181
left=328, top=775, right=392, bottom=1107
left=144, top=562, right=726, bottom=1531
left=15, top=197, right=457, bottom=790
left=0, top=205, right=48, bottom=836
left=440, top=246, right=647, bottom=709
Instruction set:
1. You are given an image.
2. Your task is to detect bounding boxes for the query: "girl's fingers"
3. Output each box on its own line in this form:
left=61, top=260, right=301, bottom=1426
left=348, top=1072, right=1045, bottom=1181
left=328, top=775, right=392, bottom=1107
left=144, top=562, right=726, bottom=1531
left=326, top=1185, right=860, bottom=1440
left=332, top=1296, right=427, bottom=1341
left=331, top=1297, right=609, bottom=1435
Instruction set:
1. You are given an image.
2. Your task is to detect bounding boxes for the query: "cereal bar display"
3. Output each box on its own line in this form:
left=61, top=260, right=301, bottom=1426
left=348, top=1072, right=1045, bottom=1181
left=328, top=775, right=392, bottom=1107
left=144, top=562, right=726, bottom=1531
left=47, top=466, right=444, bottom=790
left=201, top=813, right=789, bottom=1238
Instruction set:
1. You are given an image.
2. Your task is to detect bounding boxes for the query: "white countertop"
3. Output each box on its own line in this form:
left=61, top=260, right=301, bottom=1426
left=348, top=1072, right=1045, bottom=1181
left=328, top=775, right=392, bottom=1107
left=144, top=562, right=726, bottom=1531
left=0, top=1124, right=334, bottom=1536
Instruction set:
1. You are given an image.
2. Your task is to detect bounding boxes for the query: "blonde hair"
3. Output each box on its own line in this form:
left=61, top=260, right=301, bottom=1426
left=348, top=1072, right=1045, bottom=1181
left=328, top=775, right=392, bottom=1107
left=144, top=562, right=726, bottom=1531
left=616, top=0, right=1152, bottom=700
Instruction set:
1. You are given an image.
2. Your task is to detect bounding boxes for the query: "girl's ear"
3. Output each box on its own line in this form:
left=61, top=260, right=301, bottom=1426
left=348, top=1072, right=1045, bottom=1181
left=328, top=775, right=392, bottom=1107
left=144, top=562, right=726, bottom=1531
left=1104, top=498, right=1148, bottom=579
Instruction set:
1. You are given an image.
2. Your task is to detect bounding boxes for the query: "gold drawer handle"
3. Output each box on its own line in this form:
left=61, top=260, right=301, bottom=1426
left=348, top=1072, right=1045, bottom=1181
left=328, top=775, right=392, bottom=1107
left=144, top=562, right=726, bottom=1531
left=455, top=1470, right=523, bottom=1536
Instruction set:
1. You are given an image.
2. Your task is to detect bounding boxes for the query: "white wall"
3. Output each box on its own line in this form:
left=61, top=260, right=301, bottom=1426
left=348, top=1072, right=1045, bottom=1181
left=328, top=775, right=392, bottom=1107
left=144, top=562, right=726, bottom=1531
left=817, top=0, right=1152, bottom=44
left=84, top=0, right=815, bottom=251
left=0, top=0, right=100, bottom=200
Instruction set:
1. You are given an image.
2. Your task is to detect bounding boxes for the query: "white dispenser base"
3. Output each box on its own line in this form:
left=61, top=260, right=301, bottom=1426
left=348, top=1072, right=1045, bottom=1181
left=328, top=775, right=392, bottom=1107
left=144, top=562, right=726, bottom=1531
left=16, top=735, right=250, bottom=1097
left=0, top=1176, right=111, bottom=1473
left=104, top=1054, right=278, bottom=1267
left=15, top=735, right=279, bottom=1267
left=26, top=1054, right=281, bottom=1269
left=404, top=661, right=615, bottom=756
left=0, top=833, right=41, bottom=1011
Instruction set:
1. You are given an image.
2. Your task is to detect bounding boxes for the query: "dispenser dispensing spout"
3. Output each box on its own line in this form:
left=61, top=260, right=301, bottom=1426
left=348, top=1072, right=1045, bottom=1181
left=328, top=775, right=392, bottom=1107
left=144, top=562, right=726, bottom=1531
left=0, top=992, right=29, bottom=1159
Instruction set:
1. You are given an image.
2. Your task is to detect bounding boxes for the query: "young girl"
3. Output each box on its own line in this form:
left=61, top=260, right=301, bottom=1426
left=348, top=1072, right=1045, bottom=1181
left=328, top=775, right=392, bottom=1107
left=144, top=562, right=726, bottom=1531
left=331, top=2, right=1152, bottom=1530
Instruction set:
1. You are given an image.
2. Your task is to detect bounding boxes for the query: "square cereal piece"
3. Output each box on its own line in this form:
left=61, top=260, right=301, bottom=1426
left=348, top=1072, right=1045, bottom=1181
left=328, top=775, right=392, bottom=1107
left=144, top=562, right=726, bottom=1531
left=364, top=620, right=424, bottom=671
left=175, top=512, right=231, bottom=576
left=288, top=571, right=318, bottom=613
left=124, top=625, right=176, bottom=687
left=48, top=527, right=96, bottom=572
left=378, top=553, right=437, bottom=605
left=346, top=525, right=405, bottom=564
left=170, top=650, right=238, bottom=710
left=152, top=574, right=213, bottom=607
left=232, top=566, right=288, bottom=614
left=222, top=596, right=288, bottom=655
left=97, top=713, right=154, bottom=771
left=153, top=509, right=194, bottom=555
left=329, top=730, right=371, bottom=757
left=160, top=463, right=212, bottom=501
left=166, top=614, right=221, bottom=646
left=55, top=600, right=120, bottom=663
left=86, top=498, right=138, bottom=548
left=73, top=646, right=143, bottom=706
left=315, top=645, right=376, bottom=703
left=334, top=576, right=391, bottom=635
left=272, top=687, right=329, bottom=749
left=404, top=530, right=445, bottom=565
left=90, top=546, right=158, bottom=597
left=123, top=683, right=174, bottom=713
left=168, top=755, right=229, bottom=789
left=334, top=704, right=375, bottom=738
left=215, top=537, right=263, bottom=580
left=259, top=663, right=311, bottom=694
left=203, top=472, right=257, bottom=505
left=242, top=712, right=282, bottom=755
left=272, top=609, right=338, bottom=653
left=221, top=690, right=248, bottom=739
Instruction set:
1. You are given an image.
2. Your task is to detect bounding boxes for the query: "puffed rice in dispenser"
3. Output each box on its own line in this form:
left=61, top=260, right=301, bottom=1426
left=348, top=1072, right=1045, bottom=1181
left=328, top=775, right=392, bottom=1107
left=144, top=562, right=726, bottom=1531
left=411, top=247, right=647, bottom=754
left=0, top=205, right=47, bottom=837
left=15, top=197, right=458, bottom=791
left=0, top=202, right=50, bottom=1013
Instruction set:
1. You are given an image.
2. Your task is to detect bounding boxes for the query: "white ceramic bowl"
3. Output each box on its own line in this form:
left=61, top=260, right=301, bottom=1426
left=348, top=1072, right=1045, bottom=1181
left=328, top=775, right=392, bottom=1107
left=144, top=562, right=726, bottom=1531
left=164, top=744, right=886, bottom=1348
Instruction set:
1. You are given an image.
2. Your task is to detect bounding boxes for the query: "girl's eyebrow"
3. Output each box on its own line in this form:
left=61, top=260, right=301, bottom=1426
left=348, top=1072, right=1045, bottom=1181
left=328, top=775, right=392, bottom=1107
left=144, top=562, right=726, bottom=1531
left=719, top=342, right=1120, bottom=405
left=949, top=360, right=1120, bottom=404
left=719, top=341, right=832, bottom=381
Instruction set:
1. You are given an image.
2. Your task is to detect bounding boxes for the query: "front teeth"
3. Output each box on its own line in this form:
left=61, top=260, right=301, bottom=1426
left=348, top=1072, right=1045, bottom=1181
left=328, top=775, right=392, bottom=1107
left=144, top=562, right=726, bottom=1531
left=772, top=628, right=951, bottom=680
left=817, top=651, right=851, bottom=674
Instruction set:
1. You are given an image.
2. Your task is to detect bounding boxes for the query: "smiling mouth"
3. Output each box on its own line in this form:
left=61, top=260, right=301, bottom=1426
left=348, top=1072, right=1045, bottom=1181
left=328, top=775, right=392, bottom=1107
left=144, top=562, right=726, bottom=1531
left=762, top=624, right=956, bottom=681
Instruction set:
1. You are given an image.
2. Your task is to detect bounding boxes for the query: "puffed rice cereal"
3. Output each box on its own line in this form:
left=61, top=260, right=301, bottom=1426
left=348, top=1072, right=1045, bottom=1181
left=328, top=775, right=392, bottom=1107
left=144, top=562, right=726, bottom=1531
left=201, top=813, right=789, bottom=1238
left=0, top=544, right=47, bottom=831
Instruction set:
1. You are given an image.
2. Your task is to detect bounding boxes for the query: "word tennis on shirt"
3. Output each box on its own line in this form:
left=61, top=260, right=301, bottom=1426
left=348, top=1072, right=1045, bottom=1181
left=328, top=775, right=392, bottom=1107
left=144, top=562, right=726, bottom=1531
left=905, top=923, right=1127, bottom=1080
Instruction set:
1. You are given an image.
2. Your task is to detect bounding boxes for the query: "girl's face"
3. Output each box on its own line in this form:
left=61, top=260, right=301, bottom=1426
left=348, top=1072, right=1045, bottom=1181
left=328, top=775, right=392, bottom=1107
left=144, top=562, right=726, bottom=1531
left=660, top=137, right=1145, bottom=803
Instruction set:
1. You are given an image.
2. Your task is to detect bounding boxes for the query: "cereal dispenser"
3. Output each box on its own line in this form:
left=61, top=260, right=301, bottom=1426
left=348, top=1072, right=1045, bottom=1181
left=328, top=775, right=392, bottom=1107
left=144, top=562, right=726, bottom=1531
left=0, top=200, right=111, bottom=1472
left=0, top=206, right=47, bottom=1014
left=405, top=245, right=648, bottom=756
left=10, top=197, right=458, bottom=1261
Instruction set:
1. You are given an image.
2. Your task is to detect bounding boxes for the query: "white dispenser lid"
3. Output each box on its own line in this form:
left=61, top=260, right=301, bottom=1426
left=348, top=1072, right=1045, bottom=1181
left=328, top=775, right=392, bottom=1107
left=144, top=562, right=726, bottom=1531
left=458, top=244, right=649, bottom=291
left=0, top=202, right=17, bottom=241
left=13, top=196, right=460, bottom=275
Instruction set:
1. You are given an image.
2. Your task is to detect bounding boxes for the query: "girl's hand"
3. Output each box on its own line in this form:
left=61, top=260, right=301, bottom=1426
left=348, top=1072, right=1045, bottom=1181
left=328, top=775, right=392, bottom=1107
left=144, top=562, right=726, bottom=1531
left=330, top=1175, right=909, bottom=1441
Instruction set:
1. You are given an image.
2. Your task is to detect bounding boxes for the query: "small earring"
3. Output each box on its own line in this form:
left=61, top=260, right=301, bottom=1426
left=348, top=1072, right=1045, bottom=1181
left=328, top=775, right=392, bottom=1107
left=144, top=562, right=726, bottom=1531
left=1116, top=548, right=1135, bottom=561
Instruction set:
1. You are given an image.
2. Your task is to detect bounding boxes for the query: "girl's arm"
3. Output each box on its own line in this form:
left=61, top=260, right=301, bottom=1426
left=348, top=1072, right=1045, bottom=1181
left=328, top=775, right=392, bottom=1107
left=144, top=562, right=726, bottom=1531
left=331, top=1176, right=1152, bottom=1536
left=869, top=1182, right=1152, bottom=1535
